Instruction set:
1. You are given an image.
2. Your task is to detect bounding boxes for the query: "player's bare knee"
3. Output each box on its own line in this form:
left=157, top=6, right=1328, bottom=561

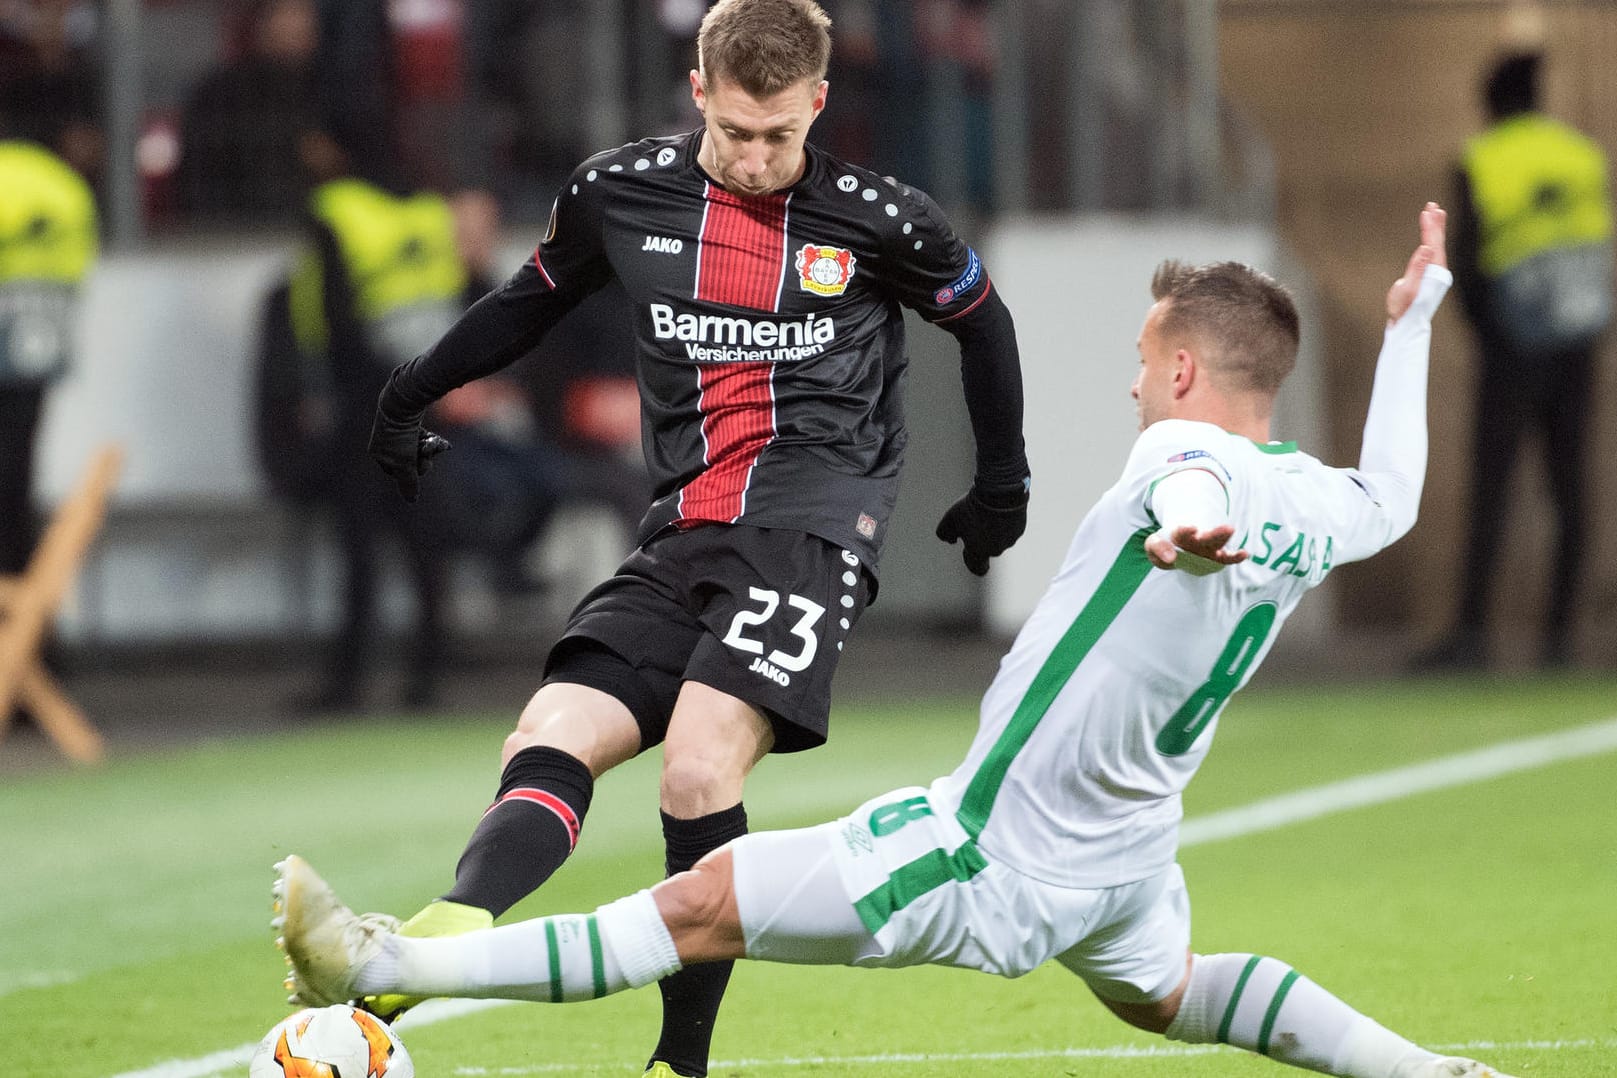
left=1099, top=994, right=1178, bottom=1034
left=659, top=752, right=744, bottom=815
left=1093, top=964, right=1187, bottom=1035
left=653, top=849, right=744, bottom=959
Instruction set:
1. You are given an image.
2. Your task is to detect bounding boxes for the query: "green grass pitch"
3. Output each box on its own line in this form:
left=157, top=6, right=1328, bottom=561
left=3, top=675, right=1615, bottom=1077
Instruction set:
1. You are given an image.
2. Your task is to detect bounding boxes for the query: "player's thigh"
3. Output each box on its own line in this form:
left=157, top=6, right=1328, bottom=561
left=827, top=787, right=1098, bottom=977
left=681, top=526, right=873, bottom=754
left=737, top=787, right=1109, bottom=978
left=506, top=680, right=643, bottom=775
left=730, top=821, right=874, bottom=966
left=1053, top=863, right=1191, bottom=1007
left=540, top=545, right=705, bottom=753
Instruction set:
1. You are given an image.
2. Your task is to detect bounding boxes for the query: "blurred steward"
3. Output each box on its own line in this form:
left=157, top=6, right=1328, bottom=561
left=0, top=137, right=98, bottom=580
left=176, top=0, right=321, bottom=226
left=285, top=121, right=463, bottom=712
left=1414, top=51, right=1613, bottom=671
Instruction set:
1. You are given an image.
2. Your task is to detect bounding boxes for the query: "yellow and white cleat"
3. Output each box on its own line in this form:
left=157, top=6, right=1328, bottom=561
left=271, top=855, right=399, bottom=1008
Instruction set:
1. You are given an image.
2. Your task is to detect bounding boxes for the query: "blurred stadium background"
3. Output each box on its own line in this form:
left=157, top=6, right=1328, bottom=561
left=4, top=3, right=1617, bottom=1076
left=2, top=2, right=1615, bottom=754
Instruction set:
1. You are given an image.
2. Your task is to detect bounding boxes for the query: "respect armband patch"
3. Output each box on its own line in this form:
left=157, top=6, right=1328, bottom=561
left=934, top=247, right=982, bottom=306
left=1166, top=449, right=1231, bottom=481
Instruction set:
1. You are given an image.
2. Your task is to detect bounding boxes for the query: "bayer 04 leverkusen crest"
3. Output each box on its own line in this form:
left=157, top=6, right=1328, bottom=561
left=796, top=244, right=856, bottom=297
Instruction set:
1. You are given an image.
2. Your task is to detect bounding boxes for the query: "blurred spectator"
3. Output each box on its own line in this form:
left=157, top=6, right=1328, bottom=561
left=1414, top=51, right=1613, bottom=671
left=0, top=138, right=98, bottom=582
left=286, top=122, right=464, bottom=712
left=176, top=0, right=321, bottom=226
left=389, top=0, right=473, bottom=192
left=915, top=0, right=996, bottom=209
left=312, top=0, right=394, bottom=178
left=0, top=0, right=103, bottom=190
left=479, top=0, right=591, bottom=210
left=815, top=0, right=879, bottom=164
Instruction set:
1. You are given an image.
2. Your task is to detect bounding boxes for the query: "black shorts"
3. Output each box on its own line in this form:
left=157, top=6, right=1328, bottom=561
left=542, top=524, right=873, bottom=753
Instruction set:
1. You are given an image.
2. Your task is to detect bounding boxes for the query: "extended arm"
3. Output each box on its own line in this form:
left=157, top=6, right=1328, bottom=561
left=933, top=285, right=1033, bottom=574
left=1356, top=203, right=1452, bottom=547
left=377, top=263, right=578, bottom=419
left=370, top=164, right=613, bottom=500
left=369, top=263, right=590, bottom=500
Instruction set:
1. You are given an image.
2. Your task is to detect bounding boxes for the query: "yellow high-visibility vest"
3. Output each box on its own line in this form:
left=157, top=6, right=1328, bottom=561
left=290, top=179, right=465, bottom=365
left=0, top=140, right=97, bottom=382
left=1464, top=114, right=1612, bottom=278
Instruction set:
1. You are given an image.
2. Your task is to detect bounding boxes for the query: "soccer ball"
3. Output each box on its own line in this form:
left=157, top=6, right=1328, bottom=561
left=249, top=1004, right=414, bottom=1078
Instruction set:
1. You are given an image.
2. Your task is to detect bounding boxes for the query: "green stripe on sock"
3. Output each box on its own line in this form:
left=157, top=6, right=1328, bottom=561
left=1216, top=956, right=1263, bottom=1044
left=544, top=920, right=562, bottom=1003
left=586, top=914, right=607, bottom=999
left=1257, top=969, right=1301, bottom=1055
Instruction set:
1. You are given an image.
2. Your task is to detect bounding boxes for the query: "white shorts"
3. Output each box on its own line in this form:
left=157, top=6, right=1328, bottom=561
left=730, top=786, right=1190, bottom=1003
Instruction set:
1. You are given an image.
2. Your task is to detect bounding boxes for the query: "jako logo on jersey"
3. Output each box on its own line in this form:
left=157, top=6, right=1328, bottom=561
left=748, top=655, right=791, bottom=686
left=797, top=244, right=856, bottom=296
left=641, top=235, right=684, bottom=254
left=934, top=247, right=982, bottom=306
left=649, top=303, right=836, bottom=363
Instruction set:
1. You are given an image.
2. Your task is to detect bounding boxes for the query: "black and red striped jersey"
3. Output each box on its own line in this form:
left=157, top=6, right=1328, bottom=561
left=386, top=128, right=1015, bottom=569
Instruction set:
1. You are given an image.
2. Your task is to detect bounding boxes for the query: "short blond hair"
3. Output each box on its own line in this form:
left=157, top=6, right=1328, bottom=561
left=1150, top=260, right=1299, bottom=395
left=698, top=0, right=832, bottom=96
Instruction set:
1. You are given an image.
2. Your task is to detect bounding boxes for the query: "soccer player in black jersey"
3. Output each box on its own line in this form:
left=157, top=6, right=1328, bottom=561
left=349, top=1, right=1030, bottom=1074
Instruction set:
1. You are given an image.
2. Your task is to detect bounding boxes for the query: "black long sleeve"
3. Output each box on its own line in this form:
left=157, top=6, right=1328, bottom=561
left=379, top=261, right=594, bottom=420
left=937, top=283, right=1030, bottom=494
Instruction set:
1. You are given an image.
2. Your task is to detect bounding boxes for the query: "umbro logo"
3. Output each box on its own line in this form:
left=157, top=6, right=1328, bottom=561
left=642, top=235, right=684, bottom=254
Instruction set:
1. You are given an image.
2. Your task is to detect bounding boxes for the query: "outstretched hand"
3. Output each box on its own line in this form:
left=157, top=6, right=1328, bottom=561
left=936, top=486, right=1029, bottom=575
left=1145, top=523, right=1249, bottom=575
left=1385, top=202, right=1448, bottom=324
left=369, top=411, right=452, bottom=503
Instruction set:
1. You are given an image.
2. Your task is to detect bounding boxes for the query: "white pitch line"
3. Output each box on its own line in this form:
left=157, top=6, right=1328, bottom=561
left=450, top=1039, right=1615, bottom=1075
left=1179, top=715, right=1617, bottom=847
left=107, top=716, right=1617, bottom=1078
left=0, top=969, right=77, bottom=995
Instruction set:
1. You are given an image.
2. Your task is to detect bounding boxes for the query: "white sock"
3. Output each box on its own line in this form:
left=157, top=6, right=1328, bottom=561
left=354, top=891, right=681, bottom=1002
left=1165, top=953, right=1439, bottom=1076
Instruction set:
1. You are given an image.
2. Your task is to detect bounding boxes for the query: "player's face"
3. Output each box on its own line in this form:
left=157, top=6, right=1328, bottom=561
left=1132, top=300, right=1177, bottom=430
left=691, top=71, right=827, bottom=197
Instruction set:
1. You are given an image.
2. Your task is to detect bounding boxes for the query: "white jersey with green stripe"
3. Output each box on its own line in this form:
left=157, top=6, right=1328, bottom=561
left=928, top=421, right=1407, bottom=890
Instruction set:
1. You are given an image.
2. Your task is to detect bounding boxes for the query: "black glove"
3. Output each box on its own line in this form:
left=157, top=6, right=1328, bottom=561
left=935, top=483, right=1029, bottom=576
left=368, top=407, right=452, bottom=503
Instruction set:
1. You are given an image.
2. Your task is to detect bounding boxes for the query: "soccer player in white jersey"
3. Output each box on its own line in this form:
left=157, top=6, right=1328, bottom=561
left=274, top=203, right=1516, bottom=1077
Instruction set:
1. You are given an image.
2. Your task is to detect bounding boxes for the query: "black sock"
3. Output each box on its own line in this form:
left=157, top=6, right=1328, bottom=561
left=442, top=745, right=594, bottom=918
left=647, top=803, right=749, bottom=1078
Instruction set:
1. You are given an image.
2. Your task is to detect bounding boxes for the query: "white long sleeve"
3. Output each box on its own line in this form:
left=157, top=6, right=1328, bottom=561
left=1354, top=265, right=1452, bottom=546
